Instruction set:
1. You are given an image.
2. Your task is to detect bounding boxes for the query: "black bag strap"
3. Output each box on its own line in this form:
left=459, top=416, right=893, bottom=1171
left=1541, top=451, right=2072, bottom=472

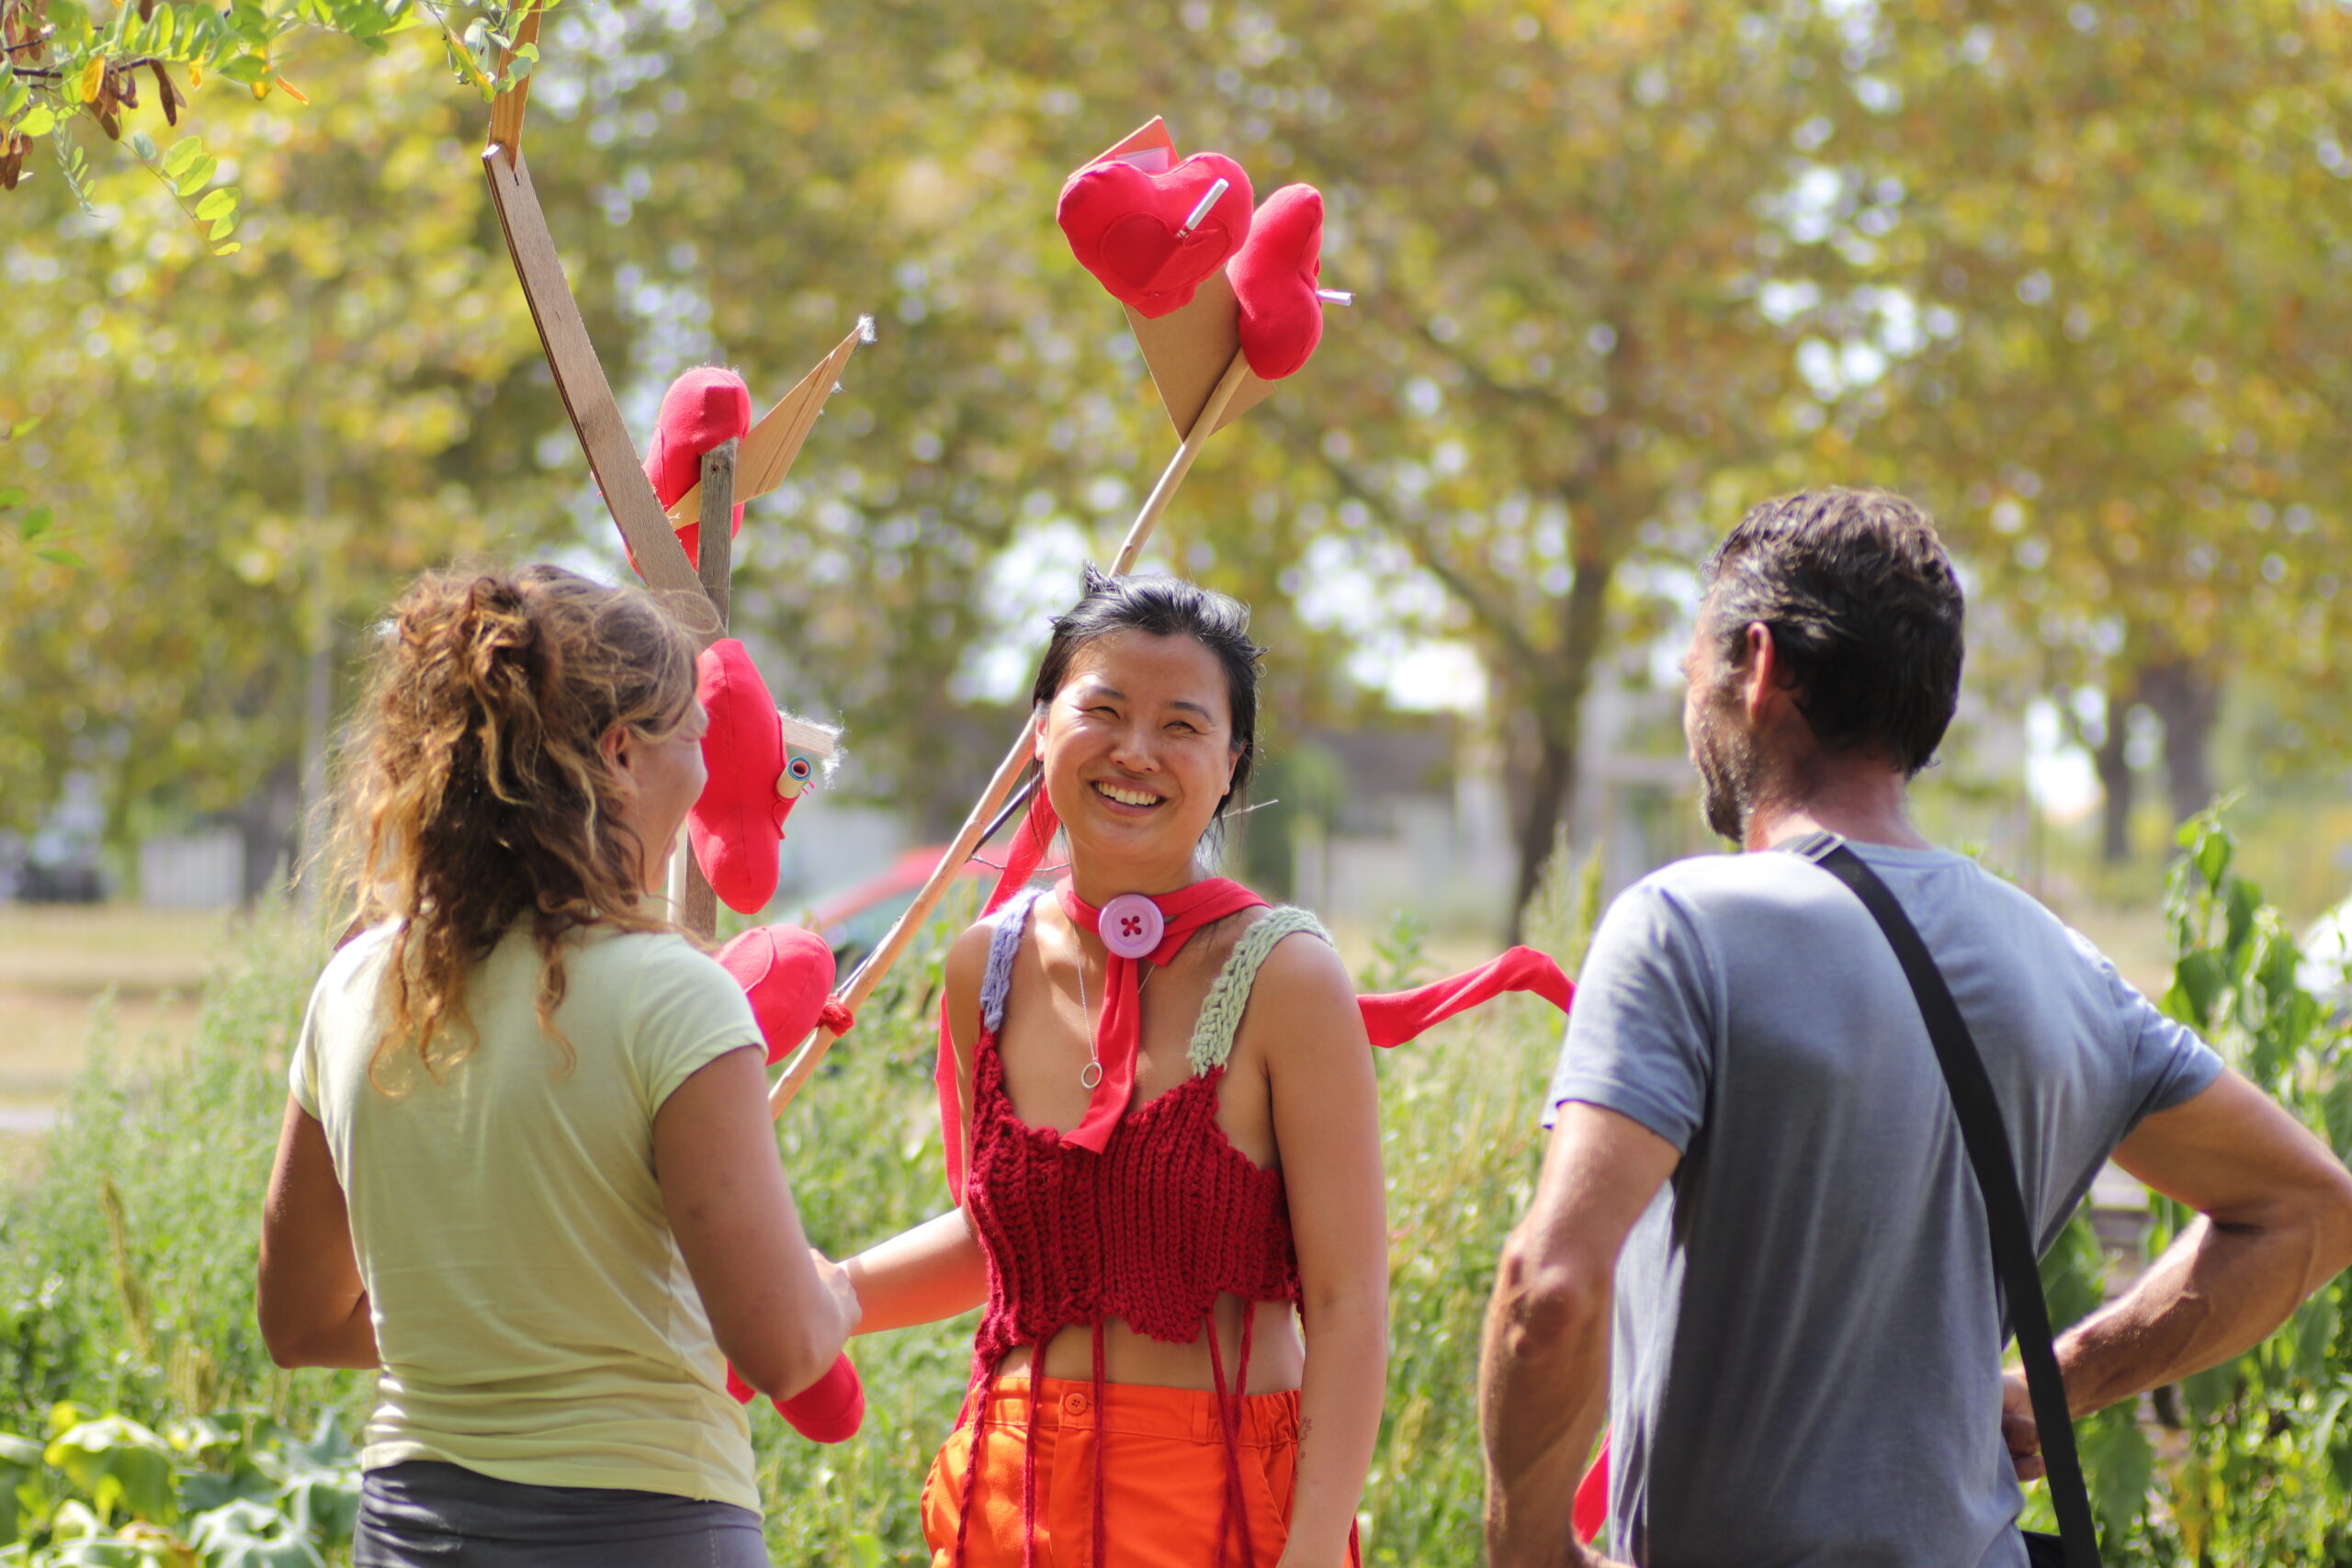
left=1789, top=831, right=2103, bottom=1568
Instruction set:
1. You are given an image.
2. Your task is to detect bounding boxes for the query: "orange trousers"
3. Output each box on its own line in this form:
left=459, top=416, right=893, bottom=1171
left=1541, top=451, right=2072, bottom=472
left=921, top=1375, right=1359, bottom=1568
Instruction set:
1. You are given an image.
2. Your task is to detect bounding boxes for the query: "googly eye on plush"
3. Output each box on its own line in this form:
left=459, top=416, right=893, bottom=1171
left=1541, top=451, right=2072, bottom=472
left=777, top=749, right=819, bottom=799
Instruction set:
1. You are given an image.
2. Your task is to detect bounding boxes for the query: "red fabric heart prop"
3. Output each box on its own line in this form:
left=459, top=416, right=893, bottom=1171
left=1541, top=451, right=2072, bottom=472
left=726, top=1353, right=866, bottom=1444
left=688, top=638, right=797, bottom=913
left=1057, top=152, right=1254, bottom=319
left=1228, top=183, right=1326, bottom=380
left=716, top=924, right=843, bottom=1065
left=643, top=367, right=752, bottom=569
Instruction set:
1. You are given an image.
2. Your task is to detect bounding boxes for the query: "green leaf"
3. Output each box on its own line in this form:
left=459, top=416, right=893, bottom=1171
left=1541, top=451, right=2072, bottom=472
left=194, top=185, right=239, bottom=220
left=0, top=487, right=22, bottom=507
left=5, top=417, right=32, bottom=439
left=130, top=129, right=158, bottom=163
left=212, top=241, right=243, bottom=256
left=2164, top=949, right=2228, bottom=1031
left=175, top=154, right=218, bottom=196
left=161, top=136, right=203, bottom=178
left=2078, top=1404, right=2154, bottom=1540
left=209, top=213, right=237, bottom=241
left=18, top=106, right=56, bottom=138
left=45, top=1416, right=176, bottom=1525
left=36, top=548, right=85, bottom=568
left=216, top=54, right=271, bottom=85
left=19, top=505, right=54, bottom=540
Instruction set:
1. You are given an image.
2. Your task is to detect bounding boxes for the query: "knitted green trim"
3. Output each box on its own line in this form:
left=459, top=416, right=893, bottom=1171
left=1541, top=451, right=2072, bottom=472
left=1186, top=906, right=1332, bottom=1077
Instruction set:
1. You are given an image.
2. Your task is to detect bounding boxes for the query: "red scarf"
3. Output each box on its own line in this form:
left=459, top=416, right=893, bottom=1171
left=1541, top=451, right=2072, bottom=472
left=937, top=788, right=1577, bottom=1196
left=1056, top=876, right=1266, bottom=1152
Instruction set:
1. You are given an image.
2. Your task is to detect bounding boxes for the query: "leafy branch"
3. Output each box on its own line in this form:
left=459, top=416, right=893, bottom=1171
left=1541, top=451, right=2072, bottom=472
left=0, top=434, right=88, bottom=570
left=1, top=0, right=557, bottom=240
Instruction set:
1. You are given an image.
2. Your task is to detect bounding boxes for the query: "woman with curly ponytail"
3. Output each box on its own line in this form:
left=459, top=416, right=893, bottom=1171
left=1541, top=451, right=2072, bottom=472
left=258, top=565, right=856, bottom=1568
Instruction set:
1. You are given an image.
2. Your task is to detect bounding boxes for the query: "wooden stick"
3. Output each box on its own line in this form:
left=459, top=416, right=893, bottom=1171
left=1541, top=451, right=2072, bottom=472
left=486, top=1, right=545, bottom=167
left=766, top=343, right=1254, bottom=1118
left=682, top=438, right=737, bottom=941
left=480, top=144, right=708, bottom=611
left=1110, top=346, right=1250, bottom=574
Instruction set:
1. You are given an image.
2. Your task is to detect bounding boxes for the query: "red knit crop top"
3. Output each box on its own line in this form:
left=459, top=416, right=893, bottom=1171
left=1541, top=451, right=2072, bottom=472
left=961, top=886, right=1306, bottom=1380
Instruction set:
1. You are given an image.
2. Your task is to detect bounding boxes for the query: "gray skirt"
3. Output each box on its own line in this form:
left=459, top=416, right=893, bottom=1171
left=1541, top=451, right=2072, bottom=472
left=355, top=1461, right=769, bottom=1568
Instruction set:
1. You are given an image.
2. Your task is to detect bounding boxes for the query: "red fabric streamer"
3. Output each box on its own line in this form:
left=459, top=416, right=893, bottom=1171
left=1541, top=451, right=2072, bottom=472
left=1357, top=944, right=1573, bottom=1048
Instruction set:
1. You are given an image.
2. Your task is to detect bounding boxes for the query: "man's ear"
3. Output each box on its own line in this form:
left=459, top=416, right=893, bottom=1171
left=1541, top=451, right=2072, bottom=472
left=1739, top=623, right=1798, bottom=728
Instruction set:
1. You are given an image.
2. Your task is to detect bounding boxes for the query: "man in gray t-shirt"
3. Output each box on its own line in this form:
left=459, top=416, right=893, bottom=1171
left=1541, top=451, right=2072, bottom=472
left=1478, top=490, right=2352, bottom=1568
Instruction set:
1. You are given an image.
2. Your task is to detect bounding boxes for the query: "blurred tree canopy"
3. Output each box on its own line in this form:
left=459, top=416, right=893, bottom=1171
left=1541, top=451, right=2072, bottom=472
left=2, top=0, right=2346, bottom=915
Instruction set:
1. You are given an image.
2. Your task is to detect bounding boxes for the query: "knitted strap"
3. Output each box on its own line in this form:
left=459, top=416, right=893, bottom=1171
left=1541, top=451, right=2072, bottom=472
left=979, top=887, right=1046, bottom=1035
left=1186, top=907, right=1332, bottom=1077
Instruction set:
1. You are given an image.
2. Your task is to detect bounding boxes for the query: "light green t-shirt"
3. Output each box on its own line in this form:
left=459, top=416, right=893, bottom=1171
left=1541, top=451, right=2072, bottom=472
left=289, top=922, right=765, bottom=1509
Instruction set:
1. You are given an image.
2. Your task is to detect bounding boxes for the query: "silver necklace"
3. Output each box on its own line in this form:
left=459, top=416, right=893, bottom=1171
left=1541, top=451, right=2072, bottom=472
left=1073, top=949, right=1149, bottom=1092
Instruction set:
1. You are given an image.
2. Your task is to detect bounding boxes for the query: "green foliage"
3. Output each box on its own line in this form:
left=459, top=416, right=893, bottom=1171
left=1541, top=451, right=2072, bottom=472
left=0, top=1406, right=356, bottom=1564
left=1357, top=908, right=1432, bottom=995
left=0, top=0, right=551, bottom=239
left=2041, top=809, right=2352, bottom=1562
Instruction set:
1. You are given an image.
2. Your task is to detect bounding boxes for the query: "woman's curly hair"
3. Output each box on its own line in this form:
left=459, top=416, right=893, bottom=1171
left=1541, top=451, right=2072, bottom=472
left=330, top=564, right=700, bottom=1089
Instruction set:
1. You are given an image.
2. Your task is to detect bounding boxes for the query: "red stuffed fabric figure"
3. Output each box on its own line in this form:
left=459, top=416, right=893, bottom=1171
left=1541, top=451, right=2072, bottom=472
left=1228, top=183, right=1328, bottom=381
left=1057, top=152, right=1255, bottom=319
left=643, top=367, right=752, bottom=569
left=716, top=924, right=841, bottom=1065
left=714, top=921, right=865, bottom=1443
left=689, top=639, right=798, bottom=914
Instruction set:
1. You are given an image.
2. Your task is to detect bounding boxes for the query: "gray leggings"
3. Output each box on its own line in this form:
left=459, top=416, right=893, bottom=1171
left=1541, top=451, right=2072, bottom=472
left=355, top=1461, right=769, bottom=1568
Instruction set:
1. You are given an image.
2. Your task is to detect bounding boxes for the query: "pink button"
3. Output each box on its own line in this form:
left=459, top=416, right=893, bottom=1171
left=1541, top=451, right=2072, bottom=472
left=1098, top=893, right=1164, bottom=959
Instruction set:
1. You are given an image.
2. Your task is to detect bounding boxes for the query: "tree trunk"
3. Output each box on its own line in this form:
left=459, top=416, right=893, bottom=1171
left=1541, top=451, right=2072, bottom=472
left=1507, top=723, right=1577, bottom=944
left=1502, top=547, right=1615, bottom=944
left=2137, top=658, right=2221, bottom=827
left=2094, top=687, right=2135, bottom=865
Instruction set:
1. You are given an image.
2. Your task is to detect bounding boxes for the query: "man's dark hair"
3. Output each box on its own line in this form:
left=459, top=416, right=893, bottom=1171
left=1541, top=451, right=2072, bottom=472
left=1032, top=565, right=1266, bottom=818
left=1700, top=489, right=1964, bottom=775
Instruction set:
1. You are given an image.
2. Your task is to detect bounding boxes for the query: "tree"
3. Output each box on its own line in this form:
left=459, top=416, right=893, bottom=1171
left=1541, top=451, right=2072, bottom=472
left=1845, top=0, right=2352, bottom=858
left=0, top=33, right=576, bottom=880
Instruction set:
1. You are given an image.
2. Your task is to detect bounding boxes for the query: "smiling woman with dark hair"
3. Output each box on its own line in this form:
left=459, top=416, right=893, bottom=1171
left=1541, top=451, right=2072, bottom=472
left=840, top=567, right=1388, bottom=1568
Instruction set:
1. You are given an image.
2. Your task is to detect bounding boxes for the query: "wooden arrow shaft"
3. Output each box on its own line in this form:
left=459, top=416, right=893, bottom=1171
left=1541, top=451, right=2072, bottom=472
left=769, top=344, right=1253, bottom=1119
left=481, top=144, right=709, bottom=612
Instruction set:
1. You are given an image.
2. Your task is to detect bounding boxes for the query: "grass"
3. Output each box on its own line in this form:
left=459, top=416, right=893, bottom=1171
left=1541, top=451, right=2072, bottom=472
left=0, top=878, right=1581, bottom=1565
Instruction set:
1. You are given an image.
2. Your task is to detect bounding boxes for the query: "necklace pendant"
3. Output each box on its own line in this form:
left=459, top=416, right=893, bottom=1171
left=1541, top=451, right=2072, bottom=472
left=1079, top=1061, right=1103, bottom=1090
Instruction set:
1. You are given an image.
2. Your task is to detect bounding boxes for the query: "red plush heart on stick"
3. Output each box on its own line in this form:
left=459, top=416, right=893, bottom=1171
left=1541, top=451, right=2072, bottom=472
left=1058, top=152, right=1255, bottom=319
left=716, top=924, right=842, bottom=1065
left=689, top=639, right=797, bottom=914
left=643, top=367, right=752, bottom=569
left=1228, top=184, right=1327, bottom=380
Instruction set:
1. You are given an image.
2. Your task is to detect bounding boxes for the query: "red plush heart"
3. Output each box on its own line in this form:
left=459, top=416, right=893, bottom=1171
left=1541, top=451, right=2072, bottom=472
left=1057, top=152, right=1254, bottom=319
left=1228, top=184, right=1326, bottom=380
left=688, top=638, right=797, bottom=914
left=643, top=367, right=752, bottom=568
left=715, top=924, right=836, bottom=1066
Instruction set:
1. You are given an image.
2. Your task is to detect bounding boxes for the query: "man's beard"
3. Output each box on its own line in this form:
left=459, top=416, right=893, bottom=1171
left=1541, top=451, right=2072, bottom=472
left=1689, top=692, right=1761, bottom=843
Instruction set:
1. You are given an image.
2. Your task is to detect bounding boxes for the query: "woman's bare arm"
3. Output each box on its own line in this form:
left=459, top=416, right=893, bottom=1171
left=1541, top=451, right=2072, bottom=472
left=257, top=1097, right=379, bottom=1369
left=842, top=919, right=994, bottom=1332
left=656, top=1045, right=859, bottom=1399
left=1255, top=932, right=1388, bottom=1568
